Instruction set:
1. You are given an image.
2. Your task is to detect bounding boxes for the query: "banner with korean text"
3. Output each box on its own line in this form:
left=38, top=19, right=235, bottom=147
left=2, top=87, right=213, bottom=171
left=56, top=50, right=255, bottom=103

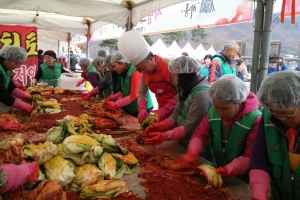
left=91, top=0, right=253, bottom=41
left=0, top=25, right=38, bottom=87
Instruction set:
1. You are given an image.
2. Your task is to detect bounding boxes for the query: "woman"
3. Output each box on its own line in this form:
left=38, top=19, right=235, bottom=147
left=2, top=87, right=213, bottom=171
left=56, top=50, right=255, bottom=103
left=105, top=54, right=121, bottom=94
left=82, top=57, right=113, bottom=100
left=141, top=56, right=212, bottom=148
left=104, top=53, right=153, bottom=117
left=181, top=74, right=261, bottom=182
left=31, top=50, right=69, bottom=87
left=200, top=54, right=212, bottom=77
left=236, top=59, right=245, bottom=81
left=76, top=58, right=100, bottom=88
left=0, top=45, right=33, bottom=115
left=249, top=71, right=300, bottom=200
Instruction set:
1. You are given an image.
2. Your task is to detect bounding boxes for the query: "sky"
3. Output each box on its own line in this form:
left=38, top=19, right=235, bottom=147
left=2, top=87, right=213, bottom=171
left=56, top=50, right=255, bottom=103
left=273, top=0, right=283, bottom=13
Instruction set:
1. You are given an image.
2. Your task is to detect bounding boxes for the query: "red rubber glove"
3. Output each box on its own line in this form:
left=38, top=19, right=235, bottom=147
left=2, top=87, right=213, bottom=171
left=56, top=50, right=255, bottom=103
left=11, top=88, right=32, bottom=101
left=105, top=101, right=119, bottom=111
left=143, top=132, right=165, bottom=145
left=137, top=99, right=148, bottom=123
left=13, top=80, right=26, bottom=91
left=216, top=166, right=229, bottom=178
left=143, top=118, right=175, bottom=135
left=0, top=162, right=39, bottom=193
left=12, top=99, right=33, bottom=113
left=179, top=149, right=199, bottom=169
left=82, top=87, right=99, bottom=101
left=76, top=79, right=85, bottom=87
left=0, top=120, right=20, bottom=131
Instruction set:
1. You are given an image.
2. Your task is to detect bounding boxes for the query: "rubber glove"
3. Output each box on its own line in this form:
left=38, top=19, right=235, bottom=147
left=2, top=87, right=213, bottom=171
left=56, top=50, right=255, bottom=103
left=76, top=79, right=86, bottom=87
left=216, top=166, right=229, bottom=178
left=249, top=169, right=270, bottom=200
left=13, top=80, right=26, bottom=91
left=179, top=148, right=199, bottom=169
left=11, top=88, right=32, bottom=101
left=105, top=101, right=119, bottom=111
left=12, top=99, right=33, bottom=113
left=0, top=120, right=20, bottom=131
left=30, top=78, right=36, bottom=86
left=137, top=99, right=148, bottom=123
left=82, top=86, right=99, bottom=101
left=0, top=162, right=39, bottom=193
left=108, top=91, right=122, bottom=101
left=144, top=132, right=165, bottom=145
left=143, top=118, right=175, bottom=135
left=152, top=97, right=177, bottom=121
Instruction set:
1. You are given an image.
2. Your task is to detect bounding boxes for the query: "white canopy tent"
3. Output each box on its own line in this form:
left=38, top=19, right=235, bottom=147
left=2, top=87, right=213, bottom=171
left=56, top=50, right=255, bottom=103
left=150, top=38, right=168, bottom=57
left=167, top=41, right=181, bottom=58
left=206, top=46, right=217, bottom=57
left=0, top=0, right=187, bottom=41
left=181, top=43, right=196, bottom=58
left=195, top=44, right=207, bottom=60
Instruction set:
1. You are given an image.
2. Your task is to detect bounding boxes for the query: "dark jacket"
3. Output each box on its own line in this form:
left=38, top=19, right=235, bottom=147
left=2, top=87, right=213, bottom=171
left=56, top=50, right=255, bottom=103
left=69, top=54, right=77, bottom=71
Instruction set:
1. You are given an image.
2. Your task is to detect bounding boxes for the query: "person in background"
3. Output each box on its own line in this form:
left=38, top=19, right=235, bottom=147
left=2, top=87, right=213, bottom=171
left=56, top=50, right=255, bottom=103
left=142, top=56, right=212, bottom=150
left=208, top=41, right=239, bottom=84
left=200, top=54, right=212, bottom=77
left=0, top=162, right=39, bottom=194
left=105, top=54, right=121, bottom=94
left=0, top=45, right=33, bottom=114
left=31, top=50, right=69, bottom=87
left=181, top=52, right=189, bottom=56
left=234, top=52, right=241, bottom=60
left=69, top=50, right=77, bottom=72
left=277, top=57, right=289, bottom=71
left=234, top=51, right=249, bottom=80
left=82, top=57, right=113, bottom=100
left=118, top=31, right=177, bottom=122
left=268, top=54, right=279, bottom=75
left=97, top=49, right=108, bottom=58
left=76, top=58, right=100, bottom=88
left=249, top=71, right=300, bottom=200
left=104, top=53, right=153, bottom=117
left=236, top=59, right=245, bottom=81
left=37, top=49, right=44, bottom=67
left=181, top=74, right=261, bottom=183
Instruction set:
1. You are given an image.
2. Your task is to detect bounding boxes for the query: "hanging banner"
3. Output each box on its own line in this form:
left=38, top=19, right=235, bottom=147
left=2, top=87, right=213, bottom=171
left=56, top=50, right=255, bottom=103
left=91, top=0, right=253, bottom=41
left=0, top=25, right=38, bottom=87
left=281, top=0, right=300, bottom=24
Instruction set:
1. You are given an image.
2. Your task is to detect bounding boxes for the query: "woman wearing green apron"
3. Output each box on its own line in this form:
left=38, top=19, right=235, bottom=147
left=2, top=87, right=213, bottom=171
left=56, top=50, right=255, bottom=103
left=142, top=56, right=212, bottom=148
left=0, top=45, right=33, bottom=130
left=31, top=50, right=69, bottom=87
left=249, top=71, right=300, bottom=200
left=82, top=57, right=113, bottom=101
left=104, top=53, right=153, bottom=117
left=181, top=74, right=261, bottom=183
left=76, top=58, right=100, bottom=89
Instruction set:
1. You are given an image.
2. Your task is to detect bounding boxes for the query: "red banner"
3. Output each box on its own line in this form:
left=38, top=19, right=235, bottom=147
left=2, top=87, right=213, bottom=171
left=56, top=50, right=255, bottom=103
left=281, top=0, right=300, bottom=24
left=0, top=25, right=38, bottom=87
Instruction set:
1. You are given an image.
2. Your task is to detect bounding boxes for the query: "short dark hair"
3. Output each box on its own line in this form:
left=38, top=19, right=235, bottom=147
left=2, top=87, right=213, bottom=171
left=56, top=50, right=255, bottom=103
left=204, top=54, right=213, bottom=61
left=70, top=50, right=73, bottom=53
left=236, top=59, right=244, bottom=66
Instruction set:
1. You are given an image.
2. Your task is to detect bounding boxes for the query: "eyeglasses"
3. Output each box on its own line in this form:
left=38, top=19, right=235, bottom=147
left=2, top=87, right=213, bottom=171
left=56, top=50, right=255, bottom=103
left=266, top=108, right=299, bottom=118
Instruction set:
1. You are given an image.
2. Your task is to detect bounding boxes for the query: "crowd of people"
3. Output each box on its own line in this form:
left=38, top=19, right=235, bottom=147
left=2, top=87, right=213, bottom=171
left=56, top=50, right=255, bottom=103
left=0, top=31, right=300, bottom=200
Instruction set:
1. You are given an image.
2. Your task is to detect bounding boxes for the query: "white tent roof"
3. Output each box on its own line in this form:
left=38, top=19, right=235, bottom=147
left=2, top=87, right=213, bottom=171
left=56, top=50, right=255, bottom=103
left=167, top=41, right=181, bottom=58
left=151, top=39, right=168, bottom=56
left=0, top=0, right=187, bottom=41
left=195, top=44, right=207, bottom=59
left=206, top=46, right=217, bottom=56
left=181, top=43, right=195, bottom=57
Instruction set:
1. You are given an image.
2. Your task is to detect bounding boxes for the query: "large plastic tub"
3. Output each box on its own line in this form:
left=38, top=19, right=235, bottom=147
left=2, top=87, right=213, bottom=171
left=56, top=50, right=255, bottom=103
left=59, top=73, right=85, bottom=90
left=41, top=79, right=59, bottom=87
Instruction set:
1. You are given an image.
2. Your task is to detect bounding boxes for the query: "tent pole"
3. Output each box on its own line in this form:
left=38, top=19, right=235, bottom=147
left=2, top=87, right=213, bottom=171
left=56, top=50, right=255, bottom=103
left=57, top=40, right=60, bottom=58
left=250, top=0, right=265, bottom=93
left=258, top=0, right=275, bottom=89
left=68, top=33, right=71, bottom=70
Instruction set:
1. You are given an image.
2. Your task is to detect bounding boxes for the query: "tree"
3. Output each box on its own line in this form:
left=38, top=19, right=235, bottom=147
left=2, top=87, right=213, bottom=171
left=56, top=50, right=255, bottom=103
left=191, top=28, right=207, bottom=42
left=143, top=35, right=153, bottom=46
left=99, top=39, right=118, bottom=53
left=161, top=31, right=187, bottom=45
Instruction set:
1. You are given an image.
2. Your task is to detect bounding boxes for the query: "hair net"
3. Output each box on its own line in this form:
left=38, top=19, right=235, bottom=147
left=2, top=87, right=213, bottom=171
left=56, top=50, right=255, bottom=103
left=97, top=49, right=108, bottom=58
left=0, top=45, right=27, bottom=62
left=93, top=57, right=105, bottom=67
left=168, top=56, right=200, bottom=74
left=110, top=53, right=129, bottom=63
left=118, top=31, right=150, bottom=65
left=79, top=58, right=92, bottom=68
left=104, top=55, right=113, bottom=66
left=257, top=71, right=300, bottom=110
left=209, top=74, right=249, bottom=103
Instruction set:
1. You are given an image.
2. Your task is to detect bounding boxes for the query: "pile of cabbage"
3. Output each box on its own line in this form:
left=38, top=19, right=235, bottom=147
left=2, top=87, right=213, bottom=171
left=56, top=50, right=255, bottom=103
left=21, top=115, right=139, bottom=199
